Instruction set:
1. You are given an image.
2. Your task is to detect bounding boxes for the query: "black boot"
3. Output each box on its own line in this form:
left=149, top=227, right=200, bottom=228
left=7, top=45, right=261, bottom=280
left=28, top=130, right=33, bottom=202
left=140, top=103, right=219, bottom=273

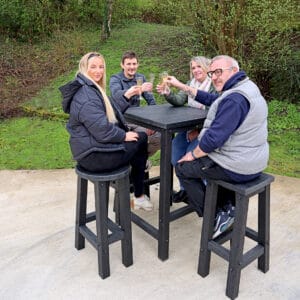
left=172, top=190, right=188, bottom=203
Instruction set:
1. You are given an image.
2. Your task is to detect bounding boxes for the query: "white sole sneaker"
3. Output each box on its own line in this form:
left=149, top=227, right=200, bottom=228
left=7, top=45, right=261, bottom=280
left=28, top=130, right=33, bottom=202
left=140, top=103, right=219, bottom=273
left=131, top=195, right=153, bottom=211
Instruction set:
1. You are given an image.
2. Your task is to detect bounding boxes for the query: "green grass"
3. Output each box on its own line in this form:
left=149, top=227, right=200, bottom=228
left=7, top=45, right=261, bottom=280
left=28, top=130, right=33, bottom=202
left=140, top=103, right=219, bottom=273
left=0, top=23, right=299, bottom=178
left=0, top=118, right=74, bottom=169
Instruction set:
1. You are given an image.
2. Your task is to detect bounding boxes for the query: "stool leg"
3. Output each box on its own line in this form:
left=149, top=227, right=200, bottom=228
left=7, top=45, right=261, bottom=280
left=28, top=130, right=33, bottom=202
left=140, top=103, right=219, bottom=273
left=75, top=176, right=87, bottom=250
left=113, top=188, right=121, bottom=225
left=258, top=185, right=270, bottom=272
left=226, top=194, right=249, bottom=300
left=95, top=181, right=110, bottom=279
left=198, top=182, right=218, bottom=277
left=118, top=176, right=133, bottom=267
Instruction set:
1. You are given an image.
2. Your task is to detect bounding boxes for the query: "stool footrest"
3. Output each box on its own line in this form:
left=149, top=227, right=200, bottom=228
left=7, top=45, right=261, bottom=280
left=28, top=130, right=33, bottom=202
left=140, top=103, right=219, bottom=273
left=79, top=218, right=125, bottom=250
left=79, top=225, right=97, bottom=249
left=241, top=245, right=264, bottom=269
left=86, top=211, right=96, bottom=223
left=208, top=241, right=230, bottom=261
left=169, top=205, right=194, bottom=221
left=245, top=227, right=258, bottom=242
left=131, top=212, right=158, bottom=239
left=208, top=241, right=265, bottom=269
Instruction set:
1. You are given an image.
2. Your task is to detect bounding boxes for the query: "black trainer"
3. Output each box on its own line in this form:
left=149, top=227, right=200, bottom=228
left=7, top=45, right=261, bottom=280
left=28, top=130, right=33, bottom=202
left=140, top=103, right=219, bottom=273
left=172, top=190, right=188, bottom=203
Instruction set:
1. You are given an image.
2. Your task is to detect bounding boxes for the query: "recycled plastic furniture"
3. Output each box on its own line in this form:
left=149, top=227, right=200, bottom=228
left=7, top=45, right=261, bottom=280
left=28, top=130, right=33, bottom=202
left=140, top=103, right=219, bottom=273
left=125, top=104, right=207, bottom=261
left=74, top=165, right=132, bottom=279
left=198, top=173, right=275, bottom=299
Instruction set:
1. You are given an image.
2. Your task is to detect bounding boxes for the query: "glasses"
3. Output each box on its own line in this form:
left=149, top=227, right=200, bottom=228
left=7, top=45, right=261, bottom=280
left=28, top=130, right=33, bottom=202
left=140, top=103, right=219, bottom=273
left=207, top=67, right=233, bottom=78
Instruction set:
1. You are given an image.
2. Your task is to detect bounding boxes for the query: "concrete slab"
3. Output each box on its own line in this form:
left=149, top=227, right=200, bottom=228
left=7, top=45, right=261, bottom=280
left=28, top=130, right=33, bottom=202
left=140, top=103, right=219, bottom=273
left=0, top=168, right=299, bottom=299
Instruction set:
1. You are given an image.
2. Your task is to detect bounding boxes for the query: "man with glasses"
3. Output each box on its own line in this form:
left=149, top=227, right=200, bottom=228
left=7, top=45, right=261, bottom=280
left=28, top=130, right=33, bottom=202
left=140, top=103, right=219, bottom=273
left=166, top=55, right=269, bottom=238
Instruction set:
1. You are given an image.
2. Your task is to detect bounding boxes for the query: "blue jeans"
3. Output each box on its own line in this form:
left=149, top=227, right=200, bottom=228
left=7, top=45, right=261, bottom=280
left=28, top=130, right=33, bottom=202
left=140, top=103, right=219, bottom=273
left=171, top=131, right=199, bottom=190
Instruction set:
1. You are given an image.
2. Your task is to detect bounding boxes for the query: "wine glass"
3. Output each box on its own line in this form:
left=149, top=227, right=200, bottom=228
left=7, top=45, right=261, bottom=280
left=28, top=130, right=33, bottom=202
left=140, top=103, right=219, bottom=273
left=136, top=76, right=143, bottom=100
left=159, top=71, right=169, bottom=94
left=149, top=73, right=155, bottom=84
left=147, top=73, right=155, bottom=95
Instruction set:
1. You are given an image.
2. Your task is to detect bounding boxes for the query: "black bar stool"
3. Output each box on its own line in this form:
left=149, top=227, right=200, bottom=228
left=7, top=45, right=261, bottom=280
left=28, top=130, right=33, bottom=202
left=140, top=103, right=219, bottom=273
left=198, top=173, right=275, bottom=299
left=75, top=165, right=132, bottom=279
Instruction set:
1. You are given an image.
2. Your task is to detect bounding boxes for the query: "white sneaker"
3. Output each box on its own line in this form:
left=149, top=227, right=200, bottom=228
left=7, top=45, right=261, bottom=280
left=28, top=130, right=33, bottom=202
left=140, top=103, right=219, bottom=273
left=131, top=195, right=153, bottom=211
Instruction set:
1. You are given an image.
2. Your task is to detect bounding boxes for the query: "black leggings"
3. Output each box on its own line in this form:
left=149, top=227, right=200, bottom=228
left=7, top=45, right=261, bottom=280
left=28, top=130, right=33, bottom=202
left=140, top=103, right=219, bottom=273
left=78, top=132, right=148, bottom=197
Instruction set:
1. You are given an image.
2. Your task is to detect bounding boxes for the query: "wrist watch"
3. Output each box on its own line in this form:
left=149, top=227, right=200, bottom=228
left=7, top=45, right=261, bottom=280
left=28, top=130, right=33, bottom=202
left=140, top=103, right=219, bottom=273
left=191, top=149, right=198, bottom=159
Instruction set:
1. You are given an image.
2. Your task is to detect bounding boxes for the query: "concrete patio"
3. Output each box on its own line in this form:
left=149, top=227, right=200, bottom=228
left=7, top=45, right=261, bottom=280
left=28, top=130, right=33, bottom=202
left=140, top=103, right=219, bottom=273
left=0, top=167, right=299, bottom=300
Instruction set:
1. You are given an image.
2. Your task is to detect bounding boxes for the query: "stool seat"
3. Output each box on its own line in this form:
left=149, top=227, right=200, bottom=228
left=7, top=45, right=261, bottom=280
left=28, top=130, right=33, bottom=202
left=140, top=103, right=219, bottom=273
left=198, top=173, right=274, bottom=299
left=75, top=165, right=130, bottom=182
left=74, top=164, right=132, bottom=279
left=212, top=173, right=274, bottom=196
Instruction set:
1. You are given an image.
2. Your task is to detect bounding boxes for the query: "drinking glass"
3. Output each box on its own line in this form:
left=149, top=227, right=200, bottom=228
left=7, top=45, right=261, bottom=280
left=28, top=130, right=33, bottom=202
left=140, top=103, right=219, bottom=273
left=136, top=76, right=143, bottom=100
left=149, top=73, right=155, bottom=84
left=159, top=71, right=169, bottom=94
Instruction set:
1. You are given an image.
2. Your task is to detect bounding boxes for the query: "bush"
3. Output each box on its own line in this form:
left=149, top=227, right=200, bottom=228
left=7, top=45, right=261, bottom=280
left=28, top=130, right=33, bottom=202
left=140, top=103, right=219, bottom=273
left=191, top=0, right=299, bottom=103
left=0, top=0, right=104, bottom=40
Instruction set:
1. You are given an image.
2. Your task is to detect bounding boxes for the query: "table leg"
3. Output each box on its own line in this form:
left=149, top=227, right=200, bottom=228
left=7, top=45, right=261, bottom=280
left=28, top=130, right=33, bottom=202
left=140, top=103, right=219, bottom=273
left=158, top=130, right=173, bottom=260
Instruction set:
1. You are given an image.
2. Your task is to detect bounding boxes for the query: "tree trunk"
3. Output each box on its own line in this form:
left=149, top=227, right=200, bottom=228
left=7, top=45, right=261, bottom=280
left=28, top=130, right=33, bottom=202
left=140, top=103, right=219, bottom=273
left=102, top=0, right=113, bottom=40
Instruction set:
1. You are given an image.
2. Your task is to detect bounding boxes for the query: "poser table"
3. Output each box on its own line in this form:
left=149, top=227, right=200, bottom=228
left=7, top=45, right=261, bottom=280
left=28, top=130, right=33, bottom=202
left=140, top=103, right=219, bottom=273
left=124, top=103, right=207, bottom=261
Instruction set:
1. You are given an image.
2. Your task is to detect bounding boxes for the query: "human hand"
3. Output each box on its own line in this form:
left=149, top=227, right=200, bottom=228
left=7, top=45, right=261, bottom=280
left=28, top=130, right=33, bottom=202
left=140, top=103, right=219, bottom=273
left=156, top=84, right=170, bottom=95
left=125, top=131, right=139, bottom=141
left=187, top=129, right=199, bottom=142
left=124, top=86, right=141, bottom=99
left=178, top=151, right=194, bottom=163
left=165, top=76, right=182, bottom=88
left=142, top=82, right=153, bottom=93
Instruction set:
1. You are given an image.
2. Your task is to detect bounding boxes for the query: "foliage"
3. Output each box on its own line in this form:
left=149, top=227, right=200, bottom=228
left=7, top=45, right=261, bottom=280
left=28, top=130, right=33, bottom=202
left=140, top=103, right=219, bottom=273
left=190, top=0, right=299, bottom=102
left=1, top=0, right=298, bottom=103
left=141, top=0, right=193, bottom=25
left=0, top=29, right=100, bottom=118
left=0, top=0, right=104, bottom=40
left=0, top=24, right=299, bottom=178
left=268, top=100, right=300, bottom=133
left=1, top=23, right=202, bottom=120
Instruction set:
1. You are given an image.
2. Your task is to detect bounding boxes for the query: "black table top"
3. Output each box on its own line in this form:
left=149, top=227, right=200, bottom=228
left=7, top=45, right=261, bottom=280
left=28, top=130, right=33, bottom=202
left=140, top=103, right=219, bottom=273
left=124, top=103, right=207, bottom=132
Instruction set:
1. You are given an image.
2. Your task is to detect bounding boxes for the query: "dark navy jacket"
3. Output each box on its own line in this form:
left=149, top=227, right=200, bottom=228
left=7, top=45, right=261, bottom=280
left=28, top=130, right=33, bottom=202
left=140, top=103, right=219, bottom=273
left=60, top=74, right=129, bottom=161
left=109, top=71, right=156, bottom=110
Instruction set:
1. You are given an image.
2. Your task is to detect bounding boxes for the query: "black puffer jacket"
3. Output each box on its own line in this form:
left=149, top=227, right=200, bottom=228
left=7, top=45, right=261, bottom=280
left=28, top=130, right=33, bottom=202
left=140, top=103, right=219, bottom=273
left=60, top=74, right=129, bottom=161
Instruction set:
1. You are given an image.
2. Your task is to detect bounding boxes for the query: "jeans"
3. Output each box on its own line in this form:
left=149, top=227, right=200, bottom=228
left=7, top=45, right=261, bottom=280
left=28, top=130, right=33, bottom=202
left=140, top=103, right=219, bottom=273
left=78, top=132, right=148, bottom=197
left=171, top=131, right=199, bottom=190
left=175, top=156, right=234, bottom=217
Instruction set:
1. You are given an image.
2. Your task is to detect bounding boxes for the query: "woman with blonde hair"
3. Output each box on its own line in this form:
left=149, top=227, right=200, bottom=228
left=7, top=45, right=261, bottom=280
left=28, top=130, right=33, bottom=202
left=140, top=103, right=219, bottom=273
left=157, top=56, right=214, bottom=204
left=60, top=52, right=153, bottom=211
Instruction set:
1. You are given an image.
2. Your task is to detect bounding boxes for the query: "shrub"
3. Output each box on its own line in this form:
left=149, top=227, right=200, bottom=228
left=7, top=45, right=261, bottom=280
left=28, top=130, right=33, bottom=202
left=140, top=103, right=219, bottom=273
left=0, top=0, right=104, bottom=40
left=191, top=0, right=299, bottom=102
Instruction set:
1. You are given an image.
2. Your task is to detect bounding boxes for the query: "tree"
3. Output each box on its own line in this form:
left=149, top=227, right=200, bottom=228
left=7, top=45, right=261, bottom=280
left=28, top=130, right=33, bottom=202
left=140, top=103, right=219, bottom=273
left=102, top=0, right=113, bottom=40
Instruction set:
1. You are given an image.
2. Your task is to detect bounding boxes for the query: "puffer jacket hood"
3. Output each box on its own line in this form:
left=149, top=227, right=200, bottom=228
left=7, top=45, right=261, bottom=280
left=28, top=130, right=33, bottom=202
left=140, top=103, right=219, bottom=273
left=60, top=74, right=88, bottom=114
